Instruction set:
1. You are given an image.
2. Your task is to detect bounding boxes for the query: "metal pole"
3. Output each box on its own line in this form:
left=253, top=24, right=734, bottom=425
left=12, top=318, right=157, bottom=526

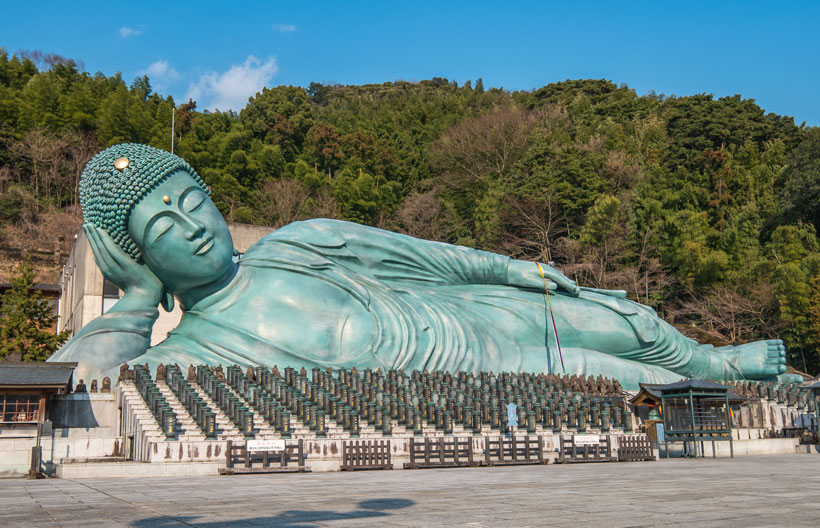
left=688, top=392, right=696, bottom=458
left=726, top=393, right=734, bottom=458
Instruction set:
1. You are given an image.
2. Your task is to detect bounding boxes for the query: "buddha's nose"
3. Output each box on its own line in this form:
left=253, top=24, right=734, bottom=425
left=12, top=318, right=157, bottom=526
left=181, top=216, right=206, bottom=240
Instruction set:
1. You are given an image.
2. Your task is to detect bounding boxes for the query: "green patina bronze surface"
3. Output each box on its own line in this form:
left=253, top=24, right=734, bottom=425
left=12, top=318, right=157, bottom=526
left=49, top=144, right=796, bottom=389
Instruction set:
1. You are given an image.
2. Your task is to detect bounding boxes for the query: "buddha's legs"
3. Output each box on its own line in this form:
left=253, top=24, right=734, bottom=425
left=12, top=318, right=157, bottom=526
left=521, top=292, right=788, bottom=381
left=521, top=345, right=681, bottom=388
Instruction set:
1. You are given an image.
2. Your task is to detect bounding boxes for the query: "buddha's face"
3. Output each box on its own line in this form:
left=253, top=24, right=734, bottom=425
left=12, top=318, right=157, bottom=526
left=128, top=170, right=234, bottom=292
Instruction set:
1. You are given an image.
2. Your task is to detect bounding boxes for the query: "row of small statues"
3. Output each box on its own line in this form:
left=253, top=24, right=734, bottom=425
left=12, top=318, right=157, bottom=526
left=73, top=377, right=111, bottom=393
left=117, top=362, right=812, bottom=400
left=135, top=362, right=626, bottom=399
left=220, top=365, right=626, bottom=397
left=727, top=380, right=772, bottom=399
left=709, top=379, right=804, bottom=399
left=541, top=373, right=624, bottom=396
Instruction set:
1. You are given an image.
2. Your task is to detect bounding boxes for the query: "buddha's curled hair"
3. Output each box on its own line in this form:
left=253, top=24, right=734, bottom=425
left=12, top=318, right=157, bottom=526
left=79, top=143, right=209, bottom=262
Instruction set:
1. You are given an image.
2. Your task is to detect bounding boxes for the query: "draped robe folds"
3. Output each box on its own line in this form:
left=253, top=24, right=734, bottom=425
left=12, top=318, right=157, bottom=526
left=51, top=219, right=716, bottom=388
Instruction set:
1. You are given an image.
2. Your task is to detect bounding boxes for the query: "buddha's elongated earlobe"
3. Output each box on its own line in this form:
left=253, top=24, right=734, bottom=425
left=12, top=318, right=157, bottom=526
left=232, top=248, right=239, bottom=257
left=160, top=289, right=175, bottom=312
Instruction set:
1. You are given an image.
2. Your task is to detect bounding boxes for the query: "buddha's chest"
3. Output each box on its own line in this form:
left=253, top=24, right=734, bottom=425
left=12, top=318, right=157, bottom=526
left=215, top=270, right=377, bottom=362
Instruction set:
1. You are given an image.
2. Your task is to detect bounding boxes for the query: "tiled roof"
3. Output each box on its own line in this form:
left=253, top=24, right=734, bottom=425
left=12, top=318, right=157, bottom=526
left=0, top=362, right=76, bottom=388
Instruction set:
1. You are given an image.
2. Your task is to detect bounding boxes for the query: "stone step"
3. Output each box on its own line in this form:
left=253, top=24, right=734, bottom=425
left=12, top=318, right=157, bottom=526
left=56, top=461, right=220, bottom=479
left=189, top=383, right=243, bottom=439
left=217, top=382, right=281, bottom=436
left=120, top=401, right=166, bottom=444
left=121, top=382, right=211, bottom=442
left=155, top=382, right=208, bottom=440
left=213, top=377, right=329, bottom=438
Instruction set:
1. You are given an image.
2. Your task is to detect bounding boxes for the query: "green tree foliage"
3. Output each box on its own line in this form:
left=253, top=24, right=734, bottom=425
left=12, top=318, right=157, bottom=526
left=0, top=262, right=69, bottom=361
left=0, top=51, right=818, bottom=373
left=780, top=128, right=820, bottom=231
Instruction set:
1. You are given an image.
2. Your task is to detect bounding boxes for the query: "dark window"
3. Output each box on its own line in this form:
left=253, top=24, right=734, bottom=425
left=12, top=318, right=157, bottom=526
left=103, top=279, right=119, bottom=298
left=1, top=394, right=39, bottom=422
left=102, top=279, right=120, bottom=314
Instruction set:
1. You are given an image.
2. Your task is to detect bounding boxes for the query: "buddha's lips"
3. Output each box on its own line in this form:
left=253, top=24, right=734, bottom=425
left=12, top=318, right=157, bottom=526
left=195, top=236, right=214, bottom=255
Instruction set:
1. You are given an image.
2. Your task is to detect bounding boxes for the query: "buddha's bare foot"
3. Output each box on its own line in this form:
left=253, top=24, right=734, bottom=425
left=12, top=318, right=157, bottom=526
left=713, top=339, right=787, bottom=380
left=767, top=373, right=805, bottom=384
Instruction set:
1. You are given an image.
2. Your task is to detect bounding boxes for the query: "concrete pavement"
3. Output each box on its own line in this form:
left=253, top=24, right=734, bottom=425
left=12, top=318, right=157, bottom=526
left=1, top=454, right=819, bottom=527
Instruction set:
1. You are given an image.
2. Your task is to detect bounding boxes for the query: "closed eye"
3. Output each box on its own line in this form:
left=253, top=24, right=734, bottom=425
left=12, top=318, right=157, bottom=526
left=147, top=216, right=175, bottom=246
left=187, top=196, right=205, bottom=213
left=182, top=189, right=207, bottom=213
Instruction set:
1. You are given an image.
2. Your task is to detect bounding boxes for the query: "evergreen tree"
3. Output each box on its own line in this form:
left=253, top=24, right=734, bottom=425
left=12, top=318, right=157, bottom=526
left=0, top=262, right=69, bottom=361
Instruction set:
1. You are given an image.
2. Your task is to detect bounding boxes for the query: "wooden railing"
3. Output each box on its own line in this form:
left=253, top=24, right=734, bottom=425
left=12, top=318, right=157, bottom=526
left=556, top=434, right=615, bottom=463
left=404, top=437, right=478, bottom=469
left=341, top=440, right=392, bottom=470
left=483, top=434, right=547, bottom=465
left=618, top=434, right=656, bottom=462
left=220, top=439, right=305, bottom=474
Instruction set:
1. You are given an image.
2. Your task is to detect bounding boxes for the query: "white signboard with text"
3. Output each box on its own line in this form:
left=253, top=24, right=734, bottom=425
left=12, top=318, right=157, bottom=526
left=246, top=439, right=285, bottom=452
left=573, top=435, right=600, bottom=446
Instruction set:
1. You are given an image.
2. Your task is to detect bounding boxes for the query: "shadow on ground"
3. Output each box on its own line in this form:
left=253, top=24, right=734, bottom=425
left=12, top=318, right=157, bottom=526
left=130, top=498, right=415, bottom=527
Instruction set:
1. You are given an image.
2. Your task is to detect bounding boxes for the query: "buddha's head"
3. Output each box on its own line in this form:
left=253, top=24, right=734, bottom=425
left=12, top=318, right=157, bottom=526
left=79, top=143, right=235, bottom=293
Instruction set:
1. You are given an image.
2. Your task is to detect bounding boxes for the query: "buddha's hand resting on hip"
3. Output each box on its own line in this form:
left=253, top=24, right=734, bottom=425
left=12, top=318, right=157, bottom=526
left=506, top=259, right=580, bottom=296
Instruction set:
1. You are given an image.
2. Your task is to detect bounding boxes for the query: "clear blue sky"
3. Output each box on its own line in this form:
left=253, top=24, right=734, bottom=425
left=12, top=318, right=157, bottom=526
left=2, top=1, right=819, bottom=124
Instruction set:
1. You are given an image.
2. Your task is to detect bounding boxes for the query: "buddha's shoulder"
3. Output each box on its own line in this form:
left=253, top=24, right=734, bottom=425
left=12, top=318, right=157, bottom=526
left=257, top=218, right=376, bottom=246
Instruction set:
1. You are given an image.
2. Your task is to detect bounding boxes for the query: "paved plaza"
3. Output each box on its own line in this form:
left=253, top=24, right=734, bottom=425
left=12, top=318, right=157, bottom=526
left=1, top=455, right=819, bottom=527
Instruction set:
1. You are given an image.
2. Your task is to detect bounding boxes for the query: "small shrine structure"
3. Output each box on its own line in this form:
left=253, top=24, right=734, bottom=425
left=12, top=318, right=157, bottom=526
left=658, top=378, right=739, bottom=458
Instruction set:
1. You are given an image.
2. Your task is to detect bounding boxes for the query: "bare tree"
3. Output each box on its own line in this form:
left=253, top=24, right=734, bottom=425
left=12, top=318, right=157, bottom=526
left=603, top=150, right=643, bottom=192
left=432, top=106, right=563, bottom=189
left=667, top=282, right=783, bottom=345
left=394, top=190, right=455, bottom=242
left=500, top=193, right=566, bottom=263
left=254, top=178, right=339, bottom=229
left=63, top=130, right=97, bottom=209
left=214, top=193, right=243, bottom=224
left=629, top=222, right=673, bottom=308
left=10, top=129, right=63, bottom=200
left=16, top=49, right=83, bottom=71
left=7, top=129, right=95, bottom=209
left=552, top=234, right=642, bottom=296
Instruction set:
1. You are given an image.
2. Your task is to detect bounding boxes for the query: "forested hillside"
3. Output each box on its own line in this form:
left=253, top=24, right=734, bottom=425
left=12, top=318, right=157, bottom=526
left=1, top=50, right=819, bottom=374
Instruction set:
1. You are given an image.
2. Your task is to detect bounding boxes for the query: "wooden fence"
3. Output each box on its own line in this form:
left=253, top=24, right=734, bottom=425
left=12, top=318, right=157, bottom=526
left=556, top=435, right=615, bottom=463
left=404, top=437, right=478, bottom=469
left=483, top=435, right=548, bottom=466
left=220, top=439, right=306, bottom=474
left=617, top=434, right=656, bottom=462
left=341, top=440, right=393, bottom=470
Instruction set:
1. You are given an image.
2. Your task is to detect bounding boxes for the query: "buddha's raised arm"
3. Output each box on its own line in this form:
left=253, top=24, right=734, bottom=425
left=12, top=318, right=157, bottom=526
left=48, top=224, right=166, bottom=381
left=48, top=308, right=158, bottom=382
left=262, top=218, right=580, bottom=295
